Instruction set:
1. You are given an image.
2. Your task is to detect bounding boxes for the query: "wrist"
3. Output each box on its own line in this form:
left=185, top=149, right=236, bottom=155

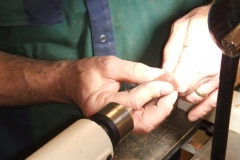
left=57, top=60, right=79, bottom=104
left=22, top=59, right=74, bottom=104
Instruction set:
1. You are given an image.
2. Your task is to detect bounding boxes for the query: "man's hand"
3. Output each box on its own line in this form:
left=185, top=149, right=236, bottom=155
left=60, top=56, right=178, bottom=134
left=0, top=52, right=177, bottom=134
left=162, top=4, right=222, bottom=121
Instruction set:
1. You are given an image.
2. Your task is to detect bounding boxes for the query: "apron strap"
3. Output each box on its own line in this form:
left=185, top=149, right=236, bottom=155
left=87, top=0, right=117, bottom=56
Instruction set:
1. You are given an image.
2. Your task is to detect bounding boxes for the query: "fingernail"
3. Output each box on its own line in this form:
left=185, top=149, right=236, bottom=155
left=189, top=116, right=198, bottom=122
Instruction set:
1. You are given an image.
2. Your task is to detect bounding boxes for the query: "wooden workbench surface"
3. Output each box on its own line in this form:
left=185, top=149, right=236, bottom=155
left=113, top=108, right=202, bottom=160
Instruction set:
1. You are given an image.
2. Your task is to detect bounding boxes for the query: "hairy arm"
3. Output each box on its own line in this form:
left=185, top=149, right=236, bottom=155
left=0, top=51, right=178, bottom=133
left=0, top=51, right=70, bottom=106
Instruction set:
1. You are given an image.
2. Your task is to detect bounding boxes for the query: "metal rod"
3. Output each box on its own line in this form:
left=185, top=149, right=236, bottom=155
left=211, top=54, right=239, bottom=160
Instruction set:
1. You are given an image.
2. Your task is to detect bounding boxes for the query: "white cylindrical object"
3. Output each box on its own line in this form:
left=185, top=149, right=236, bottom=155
left=27, top=119, right=113, bottom=160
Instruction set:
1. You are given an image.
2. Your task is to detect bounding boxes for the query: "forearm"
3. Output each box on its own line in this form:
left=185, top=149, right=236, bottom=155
left=0, top=51, right=71, bottom=106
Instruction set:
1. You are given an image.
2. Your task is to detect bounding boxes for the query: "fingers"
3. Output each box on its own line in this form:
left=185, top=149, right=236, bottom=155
left=111, top=57, right=165, bottom=84
left=132, top=91, right=178, bottom=134
left=108, top=81, right=175, bottom=111
left=173, top=44, right=221, bottom=95
left=173, top=47, right=202, bottom=94
left=106, top=80, right=177, bottom=134
left=162, top=18, right=189, bottom=72
left=162, top=15, right=206, bottom=94
left=188, top=89, right=218, bottom=121
left=184, top=77, right=219, bottom=103
left=162, top=4, right=221, bottom=96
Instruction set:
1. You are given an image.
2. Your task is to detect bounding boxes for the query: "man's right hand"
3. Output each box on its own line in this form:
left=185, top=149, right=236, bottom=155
left=0, top=53, right=177, bottom=134
left=60, top=56, right=178, bottom=134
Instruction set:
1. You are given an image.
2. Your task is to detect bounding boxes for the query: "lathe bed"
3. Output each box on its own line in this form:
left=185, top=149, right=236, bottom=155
left=113, top=108, right=203, bottom=160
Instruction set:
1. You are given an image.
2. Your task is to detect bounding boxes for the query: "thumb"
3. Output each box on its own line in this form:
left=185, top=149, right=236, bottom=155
left=114, top=59, right=165, bottom=84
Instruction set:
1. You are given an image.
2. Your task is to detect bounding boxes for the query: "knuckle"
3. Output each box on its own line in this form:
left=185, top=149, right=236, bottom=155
left=99, top=56, right=117, bottom=69
left=129, top=98, right=143, bottom=110
left=172, top=18, right=188, bottom=31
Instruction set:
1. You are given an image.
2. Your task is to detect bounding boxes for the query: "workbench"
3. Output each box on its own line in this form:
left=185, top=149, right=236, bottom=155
left=113, top=108, right=203, bottom=160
